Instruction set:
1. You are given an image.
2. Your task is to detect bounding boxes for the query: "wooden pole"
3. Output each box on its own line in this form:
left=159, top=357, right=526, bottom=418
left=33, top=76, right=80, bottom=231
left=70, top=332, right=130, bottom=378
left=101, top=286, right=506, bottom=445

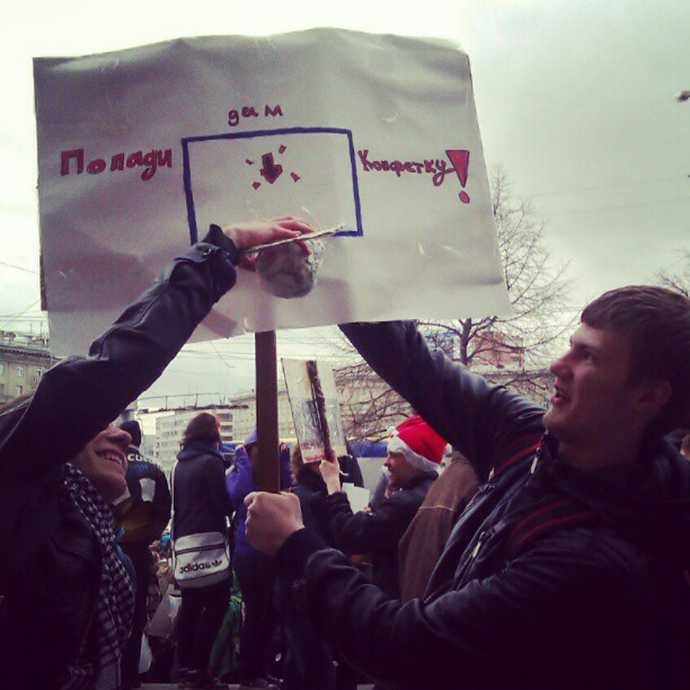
left=255, top=331, right=280, bottom=493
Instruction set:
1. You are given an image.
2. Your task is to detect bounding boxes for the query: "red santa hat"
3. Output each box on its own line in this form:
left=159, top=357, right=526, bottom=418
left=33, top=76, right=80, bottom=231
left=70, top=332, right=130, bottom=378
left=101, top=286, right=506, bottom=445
left=387, top=415, right=447, bottom=473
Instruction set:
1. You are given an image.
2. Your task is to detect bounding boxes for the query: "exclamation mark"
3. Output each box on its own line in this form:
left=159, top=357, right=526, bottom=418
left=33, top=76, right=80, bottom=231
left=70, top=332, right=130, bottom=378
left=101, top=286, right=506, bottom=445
left=445, top=150, right=470, bottom=204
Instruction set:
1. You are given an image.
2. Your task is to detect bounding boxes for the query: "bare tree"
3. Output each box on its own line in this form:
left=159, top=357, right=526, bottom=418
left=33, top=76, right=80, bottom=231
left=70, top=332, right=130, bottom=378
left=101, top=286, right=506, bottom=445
left=656, top=249, right=689, bottom=297
left=420, top=168, right=573, bottom=377
left=333, top=169, right=572, bottom=429
left=335, top=362, right=413, bottom=441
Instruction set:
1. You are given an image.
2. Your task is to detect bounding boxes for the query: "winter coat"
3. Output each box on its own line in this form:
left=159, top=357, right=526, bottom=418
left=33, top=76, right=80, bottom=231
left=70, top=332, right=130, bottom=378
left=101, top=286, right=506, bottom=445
left=172, top=441, right=232, bottom=540
left=118, top=449, right=172, bottom=545
left=397, top=452, right=479, bottom=602
left=0, top=227, right=240, bottom=688
left=291, top=468, right=332, bottom=544
left=275, top=320, right=690, bottom=690
left=291, top=454, right=366, bottom=544
left=324, top=471, right=437, bottom=599
left=226, top=445, right=292, bottom=555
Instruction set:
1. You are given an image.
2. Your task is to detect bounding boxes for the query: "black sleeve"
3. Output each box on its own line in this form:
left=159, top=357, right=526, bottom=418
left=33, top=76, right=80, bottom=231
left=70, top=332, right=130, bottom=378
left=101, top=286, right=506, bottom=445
left=151, top=463, right=172, bottom=541
left=278, top=528, right=628, bottom=688
left=0, top=229, right=240, bottom=482
left=340, top=321, right=545, bottom=481
left=206, top=456, right=234, bottom=520
left=325, top=491, right=422, bottom=555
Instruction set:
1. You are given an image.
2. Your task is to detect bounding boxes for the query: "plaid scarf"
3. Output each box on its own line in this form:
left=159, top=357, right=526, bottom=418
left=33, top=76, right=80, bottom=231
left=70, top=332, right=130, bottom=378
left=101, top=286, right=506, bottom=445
left=61, top=464, right=134, bottom=689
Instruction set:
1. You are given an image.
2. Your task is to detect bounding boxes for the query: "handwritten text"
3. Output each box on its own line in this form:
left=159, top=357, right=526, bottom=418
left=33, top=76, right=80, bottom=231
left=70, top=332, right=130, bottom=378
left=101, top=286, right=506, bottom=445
left=61, top=148, right=173, bottom=181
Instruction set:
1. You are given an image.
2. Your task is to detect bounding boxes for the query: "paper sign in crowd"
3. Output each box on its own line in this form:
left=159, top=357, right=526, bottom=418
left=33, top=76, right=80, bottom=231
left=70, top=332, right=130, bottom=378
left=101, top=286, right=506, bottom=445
left=282, top=358, right=347, bottom=464
left=34, top=29, right=510, bottom=355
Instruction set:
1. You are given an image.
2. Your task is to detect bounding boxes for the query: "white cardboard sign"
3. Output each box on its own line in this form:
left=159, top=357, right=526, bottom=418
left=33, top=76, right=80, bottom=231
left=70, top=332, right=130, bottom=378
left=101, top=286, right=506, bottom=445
left=282, top=358, right=347, bottom=464
left=34, top=29, right=510, bottom=355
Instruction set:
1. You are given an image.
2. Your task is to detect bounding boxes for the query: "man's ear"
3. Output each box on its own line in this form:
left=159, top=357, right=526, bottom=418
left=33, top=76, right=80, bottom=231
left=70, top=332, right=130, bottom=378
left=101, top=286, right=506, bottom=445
left=634, top=379, right=672, bottom=420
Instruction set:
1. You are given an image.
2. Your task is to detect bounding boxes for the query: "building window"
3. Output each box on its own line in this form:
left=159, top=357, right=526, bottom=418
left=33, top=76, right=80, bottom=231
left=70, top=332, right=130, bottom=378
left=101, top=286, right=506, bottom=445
left=16, top=385, right=23, bottom=396
left=35, top=368, right=44, bottom=378
left=0, top=383, right=5, bottom=395
left=0, top=363, right=5, bottom=375
left=16, top=366, right=24, bottom=378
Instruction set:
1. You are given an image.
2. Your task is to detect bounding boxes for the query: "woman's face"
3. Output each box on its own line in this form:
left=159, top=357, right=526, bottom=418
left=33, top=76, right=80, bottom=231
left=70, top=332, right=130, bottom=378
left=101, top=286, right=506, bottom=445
left=70, top=423, right=131, bottom=502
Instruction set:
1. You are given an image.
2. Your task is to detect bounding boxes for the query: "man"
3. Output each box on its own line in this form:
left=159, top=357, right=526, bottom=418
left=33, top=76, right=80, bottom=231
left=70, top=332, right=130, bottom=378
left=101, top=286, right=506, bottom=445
left=319, top=415, right=446, bottom=598
left=245, top=286, right=690, bottom=690
left=116, top=420, right=171, bottom=689
left=0, top=217, right=313, bottom=689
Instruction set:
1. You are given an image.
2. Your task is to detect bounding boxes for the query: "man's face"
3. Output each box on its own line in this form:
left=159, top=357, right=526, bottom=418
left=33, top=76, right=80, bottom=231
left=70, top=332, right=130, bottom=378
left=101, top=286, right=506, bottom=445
left=384, top=451, right=418, bottom=490
left=70, top=424, right=131, bottom=503
left=544, top=323, right=642, bottom=451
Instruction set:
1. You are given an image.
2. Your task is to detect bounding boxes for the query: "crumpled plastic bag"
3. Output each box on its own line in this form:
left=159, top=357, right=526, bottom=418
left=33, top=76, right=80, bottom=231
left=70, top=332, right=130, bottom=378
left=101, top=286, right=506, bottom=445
left=256, top=236, right=327, bottom=298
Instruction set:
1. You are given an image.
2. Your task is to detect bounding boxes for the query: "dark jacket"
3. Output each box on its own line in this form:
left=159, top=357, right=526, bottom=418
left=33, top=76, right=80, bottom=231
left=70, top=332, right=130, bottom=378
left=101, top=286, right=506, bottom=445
left=276, top=320, right=690, bottom=690
left=292, top=454, right=366, bottom=545
left=119, top=450, right=172, bottom=545
left=292, top=469, right=332, bottom=544
left=172, top=441, right=232, bottom=539
left=0, top=227, right=240, bottom=687
left=324, top=471, right=436, bottom=598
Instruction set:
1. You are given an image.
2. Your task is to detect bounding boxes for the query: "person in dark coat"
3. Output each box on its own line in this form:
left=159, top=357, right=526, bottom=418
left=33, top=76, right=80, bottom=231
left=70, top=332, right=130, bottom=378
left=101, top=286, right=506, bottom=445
left=172, top=412, right=233, bottom=689
left=318, top=415, right=446, bottom=599
left=117, top=419, right=172, bottom=688
left=281, top=445, right=365, bottom=690
left=0, top=217, right=313, bottom=689
left=245, top=285, right=690, bottom=690
left=226, top=432, right=291, bottom=689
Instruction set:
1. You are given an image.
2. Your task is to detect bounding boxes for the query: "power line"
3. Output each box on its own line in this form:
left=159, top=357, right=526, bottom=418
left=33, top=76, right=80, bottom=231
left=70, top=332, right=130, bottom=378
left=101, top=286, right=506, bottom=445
left=0, top=300, right=41, bottom=330
left=550, top=195, right=690, bottom=217
left=525, top=174, right=688, bottom=199
left=0, top=260, right=38, bottom=275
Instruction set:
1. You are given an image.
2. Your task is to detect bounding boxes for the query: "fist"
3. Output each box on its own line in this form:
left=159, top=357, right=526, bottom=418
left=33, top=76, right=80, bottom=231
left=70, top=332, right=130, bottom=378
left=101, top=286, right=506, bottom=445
left=319, top=456, right=341, bottom=495
left=245, top=491, right=304, bottom=556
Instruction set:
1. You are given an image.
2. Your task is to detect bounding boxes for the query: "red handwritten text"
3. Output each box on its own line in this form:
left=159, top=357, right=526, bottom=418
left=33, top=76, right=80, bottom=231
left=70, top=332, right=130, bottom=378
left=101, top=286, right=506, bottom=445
left=61, top=148, right=172, bottom=181
left=357, top=149, right=458, bottom=187
left=228, top=104, right=284, bottom=128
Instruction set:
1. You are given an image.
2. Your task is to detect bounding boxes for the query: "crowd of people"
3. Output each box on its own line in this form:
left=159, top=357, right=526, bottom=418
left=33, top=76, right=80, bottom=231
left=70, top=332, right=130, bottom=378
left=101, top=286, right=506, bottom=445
left=0, top=217, right=689, bottom=690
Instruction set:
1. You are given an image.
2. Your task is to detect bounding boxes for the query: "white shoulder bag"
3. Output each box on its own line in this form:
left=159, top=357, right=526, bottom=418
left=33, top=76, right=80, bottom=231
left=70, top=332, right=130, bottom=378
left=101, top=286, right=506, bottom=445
left=171, top=461, right=230, bottom=589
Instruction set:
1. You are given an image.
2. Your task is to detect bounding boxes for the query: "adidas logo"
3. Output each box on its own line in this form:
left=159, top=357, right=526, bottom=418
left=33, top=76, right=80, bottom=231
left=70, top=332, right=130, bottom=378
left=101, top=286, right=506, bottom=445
left=179, top=559, right=223, bottom=573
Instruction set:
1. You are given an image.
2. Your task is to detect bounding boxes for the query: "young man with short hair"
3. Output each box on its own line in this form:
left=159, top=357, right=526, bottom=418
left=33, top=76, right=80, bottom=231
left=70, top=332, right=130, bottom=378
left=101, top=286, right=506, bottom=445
left=245, top=285, right=690, bottom=690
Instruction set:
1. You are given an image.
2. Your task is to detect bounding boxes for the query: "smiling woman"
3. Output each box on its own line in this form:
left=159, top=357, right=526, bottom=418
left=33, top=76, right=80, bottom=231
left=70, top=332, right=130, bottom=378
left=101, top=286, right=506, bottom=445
left=0, top=217, right=314, bottom=689
left=70, top=424, right=133, bottom=502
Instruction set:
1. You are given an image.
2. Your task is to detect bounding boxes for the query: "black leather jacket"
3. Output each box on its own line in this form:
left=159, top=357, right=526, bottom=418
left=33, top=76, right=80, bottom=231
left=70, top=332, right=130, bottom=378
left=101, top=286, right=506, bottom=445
left=277, top=320, right=690, bottom=690
left=0, top=228, right=239, bottom=687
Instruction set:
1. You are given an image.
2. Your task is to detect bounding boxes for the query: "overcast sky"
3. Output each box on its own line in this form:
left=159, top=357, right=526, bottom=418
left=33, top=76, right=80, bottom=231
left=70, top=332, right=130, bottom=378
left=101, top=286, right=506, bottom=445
left=0, top=0, right=688, bottom=405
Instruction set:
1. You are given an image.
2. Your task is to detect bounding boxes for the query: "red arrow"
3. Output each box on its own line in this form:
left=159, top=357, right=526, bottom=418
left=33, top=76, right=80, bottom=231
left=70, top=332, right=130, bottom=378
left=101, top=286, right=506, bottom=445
left=260, top=152, right=283, bottom=184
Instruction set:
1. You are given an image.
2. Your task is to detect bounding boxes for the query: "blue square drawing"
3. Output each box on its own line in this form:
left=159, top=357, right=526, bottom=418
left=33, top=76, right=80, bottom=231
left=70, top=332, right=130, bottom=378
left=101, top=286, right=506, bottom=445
left=182, top=127, right=364, bottom=245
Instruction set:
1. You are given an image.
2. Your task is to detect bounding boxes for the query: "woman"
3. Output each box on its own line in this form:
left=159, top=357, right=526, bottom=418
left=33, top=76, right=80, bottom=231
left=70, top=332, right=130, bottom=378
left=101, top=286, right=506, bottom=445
left=172, top=412, right=233, bottom=689
left=0, top=218, right=312, bottom=689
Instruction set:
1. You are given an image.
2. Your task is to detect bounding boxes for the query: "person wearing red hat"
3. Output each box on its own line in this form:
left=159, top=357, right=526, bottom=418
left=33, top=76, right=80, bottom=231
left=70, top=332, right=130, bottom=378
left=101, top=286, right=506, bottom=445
left=318, top=415, right=446, bottom=599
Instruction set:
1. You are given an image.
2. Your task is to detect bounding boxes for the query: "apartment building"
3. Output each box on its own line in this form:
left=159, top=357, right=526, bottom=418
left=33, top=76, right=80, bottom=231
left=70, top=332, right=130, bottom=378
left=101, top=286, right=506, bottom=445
left=0, top=331, right=59, bottom=405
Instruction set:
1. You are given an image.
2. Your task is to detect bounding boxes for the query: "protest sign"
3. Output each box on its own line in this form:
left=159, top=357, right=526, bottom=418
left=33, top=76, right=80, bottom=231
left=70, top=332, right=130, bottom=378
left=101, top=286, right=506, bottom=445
left=34, top=29, right=510, bottom=355
left=282, top=358, right=347, bottom=464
